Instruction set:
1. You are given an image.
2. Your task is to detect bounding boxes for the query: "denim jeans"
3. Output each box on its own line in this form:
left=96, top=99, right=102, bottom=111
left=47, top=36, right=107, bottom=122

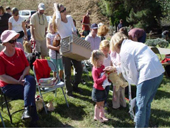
left=104, top=86, right=110, bottom=105
left=1, top=75, right=38, bottom=121
left=135, top=74, right=163, bottom=127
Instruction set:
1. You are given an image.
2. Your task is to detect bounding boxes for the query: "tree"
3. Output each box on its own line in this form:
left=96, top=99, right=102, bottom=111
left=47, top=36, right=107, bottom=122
left=99, top=0, right=163, bottom=31
left=125, top=0, right=162, bottom=31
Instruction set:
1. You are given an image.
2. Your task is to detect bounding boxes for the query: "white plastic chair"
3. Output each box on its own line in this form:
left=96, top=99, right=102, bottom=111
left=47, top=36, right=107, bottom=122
left=33, top=60, right=69, bottom=113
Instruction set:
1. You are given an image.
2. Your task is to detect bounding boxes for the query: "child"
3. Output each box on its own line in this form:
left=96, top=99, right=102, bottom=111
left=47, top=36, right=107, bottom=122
left=99, top=40, right=112, bottom=107
left=91, top=50, right=108, bottom=122
left=46, top=21, right=60, bottom=78
left=110, top=51, right=127, bottom=109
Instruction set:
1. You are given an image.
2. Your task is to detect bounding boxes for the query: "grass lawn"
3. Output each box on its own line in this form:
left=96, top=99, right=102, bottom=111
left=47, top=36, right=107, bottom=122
left=0, top=69, right=170, bottom=127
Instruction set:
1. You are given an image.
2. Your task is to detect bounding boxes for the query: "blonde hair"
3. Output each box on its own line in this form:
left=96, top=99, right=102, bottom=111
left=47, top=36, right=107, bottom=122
left=110, top=32, right=128, bottom=52
left=90, top=50, right=104, bottom=67
left=99, top=40, right=110, bottom=50
left=97, top=25, right=109, bottom=36
left=47, top=13, right=57, bottom=33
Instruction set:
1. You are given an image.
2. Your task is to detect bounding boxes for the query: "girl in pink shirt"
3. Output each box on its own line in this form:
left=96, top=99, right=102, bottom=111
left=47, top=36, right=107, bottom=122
left=91, top=50, right=108, bottom=122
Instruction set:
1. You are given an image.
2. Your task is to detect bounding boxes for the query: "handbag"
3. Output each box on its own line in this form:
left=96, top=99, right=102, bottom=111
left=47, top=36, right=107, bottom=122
left=18, top=31, right=24, bottom=39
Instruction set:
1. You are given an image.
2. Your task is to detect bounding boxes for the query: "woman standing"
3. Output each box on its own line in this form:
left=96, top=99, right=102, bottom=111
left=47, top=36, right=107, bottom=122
left=8, top=7, right=27, bottom=44
left=53, top=3, right=82, bottom=97
left=105, top=32, right=164, bottom=127
left=0, top=6, right=11, bottom=37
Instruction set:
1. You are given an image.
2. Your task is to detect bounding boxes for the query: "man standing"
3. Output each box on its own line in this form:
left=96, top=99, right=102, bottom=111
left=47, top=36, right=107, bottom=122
left=85, top=23, right=101, bottom=51
left=82, top=10, right=91, bottom=37
left=117, top=19, right=123, bottom=31
left=30, top=3, right=48, bottom=59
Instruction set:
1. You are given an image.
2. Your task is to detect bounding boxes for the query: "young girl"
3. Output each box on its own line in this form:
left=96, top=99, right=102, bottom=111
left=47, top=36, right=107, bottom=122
left=91, top=50, right=108, bottom=122
left=99, top=40, right=112, bottom=107
left=46, top=21, right=60, bottom=78
left=110, top=51, right=126, bottom=109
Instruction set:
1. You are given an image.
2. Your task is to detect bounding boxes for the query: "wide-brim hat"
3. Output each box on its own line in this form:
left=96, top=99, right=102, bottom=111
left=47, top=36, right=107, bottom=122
left=1, top=30, right=20, bottom=44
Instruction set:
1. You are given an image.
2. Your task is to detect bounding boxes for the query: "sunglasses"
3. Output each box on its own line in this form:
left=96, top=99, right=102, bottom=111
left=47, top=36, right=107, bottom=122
left=8, top=39, right=16, bottom=44
left=60, top=8, right=66, bottom=13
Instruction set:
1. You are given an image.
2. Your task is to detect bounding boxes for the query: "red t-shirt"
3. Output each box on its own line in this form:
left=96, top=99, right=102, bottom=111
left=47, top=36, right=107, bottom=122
left=0, top=48, right=29, bottom=87
left=82, top=15, right=90, bottom=31
left=92, top=65, right=106, bottom=90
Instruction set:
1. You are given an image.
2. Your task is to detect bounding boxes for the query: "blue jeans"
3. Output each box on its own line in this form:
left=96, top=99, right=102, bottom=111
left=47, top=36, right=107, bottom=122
left=135, top=74, right=163, bottom=127
left=1, top=75, right=38, bottom=121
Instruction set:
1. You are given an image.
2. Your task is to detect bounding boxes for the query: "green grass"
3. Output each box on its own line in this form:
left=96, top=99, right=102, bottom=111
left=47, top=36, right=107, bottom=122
left=0, top=70, right=170, bottom=127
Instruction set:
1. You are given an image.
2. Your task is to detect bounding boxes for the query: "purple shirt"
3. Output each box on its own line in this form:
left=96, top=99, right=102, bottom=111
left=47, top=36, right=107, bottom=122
left=128, top=28, right=145, bottom=39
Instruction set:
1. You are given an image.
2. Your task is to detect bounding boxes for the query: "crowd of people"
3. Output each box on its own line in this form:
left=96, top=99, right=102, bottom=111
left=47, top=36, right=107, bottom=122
left=0, top=2, right=164, bottom=127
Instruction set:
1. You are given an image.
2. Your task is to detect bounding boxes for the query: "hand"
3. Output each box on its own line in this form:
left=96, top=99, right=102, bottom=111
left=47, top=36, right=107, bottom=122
left=54, top=3, right=59, bottom=12
left=104, top=66, right=116, bottom=73
left=18, top=75, right=24, bottom=82
left=56, top=45, right=60, bottom=51
left=72, top=31, right=77, bottom=35
left=30, top=37, right=35, bottom=42
left=105, top=73, right=109, bottom=78
left=24, top=35, right=28, bottom=40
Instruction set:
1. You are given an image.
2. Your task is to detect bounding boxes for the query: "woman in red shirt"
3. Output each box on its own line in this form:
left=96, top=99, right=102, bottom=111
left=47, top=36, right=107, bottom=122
left=0, top=30, right=38, bottom=126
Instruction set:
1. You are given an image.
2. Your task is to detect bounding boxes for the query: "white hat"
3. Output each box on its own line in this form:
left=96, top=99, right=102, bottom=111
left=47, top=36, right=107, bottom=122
left=38, top=3, right=45, bottom=10
left=98, top=23, right=104, bottom=28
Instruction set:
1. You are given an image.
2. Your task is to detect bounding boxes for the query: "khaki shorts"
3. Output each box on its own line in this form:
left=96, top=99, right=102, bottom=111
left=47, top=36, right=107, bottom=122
left=35, top=40, right=48, bottom=56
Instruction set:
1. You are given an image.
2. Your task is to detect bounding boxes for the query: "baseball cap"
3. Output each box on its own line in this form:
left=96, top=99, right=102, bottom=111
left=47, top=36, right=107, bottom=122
left=91, top=23, right=98, bottom=29
left=38, top=3, right=45, bottom=10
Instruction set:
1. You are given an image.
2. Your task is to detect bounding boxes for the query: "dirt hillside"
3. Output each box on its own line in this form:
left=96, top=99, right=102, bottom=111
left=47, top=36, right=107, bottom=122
left=1, top=0, right=109, bottom=32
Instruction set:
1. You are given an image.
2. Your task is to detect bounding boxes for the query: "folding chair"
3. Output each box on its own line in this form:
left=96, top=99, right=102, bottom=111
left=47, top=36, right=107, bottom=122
left=0, top=89, right=24, bottom=124
left=33, top=60, right=69, bottom=113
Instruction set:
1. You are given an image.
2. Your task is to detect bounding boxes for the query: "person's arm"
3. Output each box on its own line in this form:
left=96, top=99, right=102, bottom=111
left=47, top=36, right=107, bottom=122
left=8, top=22, right=12, bottom=30
left=69, top=16, right=76, bottom=33
left=92, top=70, right=107, bottom=85
left=30, top=15, right=35, bottom=41
left=46, top=37, right=60, bottom=51
left=18, top=66, right=30, bottom=83
left=54, top=3, right=62, bottom=27
left=22, top=21, right=27, bottom=40
left=0, top=74, right=23, bottom=85
left=121, top=53, right=138, bottom=85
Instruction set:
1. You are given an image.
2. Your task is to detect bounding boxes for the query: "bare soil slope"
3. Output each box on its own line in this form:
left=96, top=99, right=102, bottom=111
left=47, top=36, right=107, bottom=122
left=1, top=0, right=109, bottom=32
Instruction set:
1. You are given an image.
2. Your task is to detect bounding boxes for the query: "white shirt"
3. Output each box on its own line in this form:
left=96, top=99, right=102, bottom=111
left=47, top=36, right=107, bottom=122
left=55, top=11, right=76, bottom=39
left=103, top=54, right=111, bottom=67
left=85, top=33, right=101, bottom=51
left=46, top=32, right=58, bottom=59
left=120, top=39, right=164, bottom=85
left=9, top=16, right=25, bottom=32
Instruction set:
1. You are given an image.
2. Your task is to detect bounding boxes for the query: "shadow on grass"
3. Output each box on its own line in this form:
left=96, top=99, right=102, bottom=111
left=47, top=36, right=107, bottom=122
left=150, top=108, right=170, bottom=127
left=54, top=102, right=86, bottom=121
left=37, top=110, right=74, bottom=127
left=154, top=89, right=170, bottom=100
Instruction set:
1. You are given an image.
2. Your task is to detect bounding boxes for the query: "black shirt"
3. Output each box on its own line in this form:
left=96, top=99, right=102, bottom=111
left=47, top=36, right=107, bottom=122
left=0, top=13, right=11, bottom=35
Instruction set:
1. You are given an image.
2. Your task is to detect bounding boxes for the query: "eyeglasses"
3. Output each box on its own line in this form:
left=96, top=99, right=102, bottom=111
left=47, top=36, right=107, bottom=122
left=60, top=8, right=66, bottom=13
left=8, top=39, right=16, bottom=44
